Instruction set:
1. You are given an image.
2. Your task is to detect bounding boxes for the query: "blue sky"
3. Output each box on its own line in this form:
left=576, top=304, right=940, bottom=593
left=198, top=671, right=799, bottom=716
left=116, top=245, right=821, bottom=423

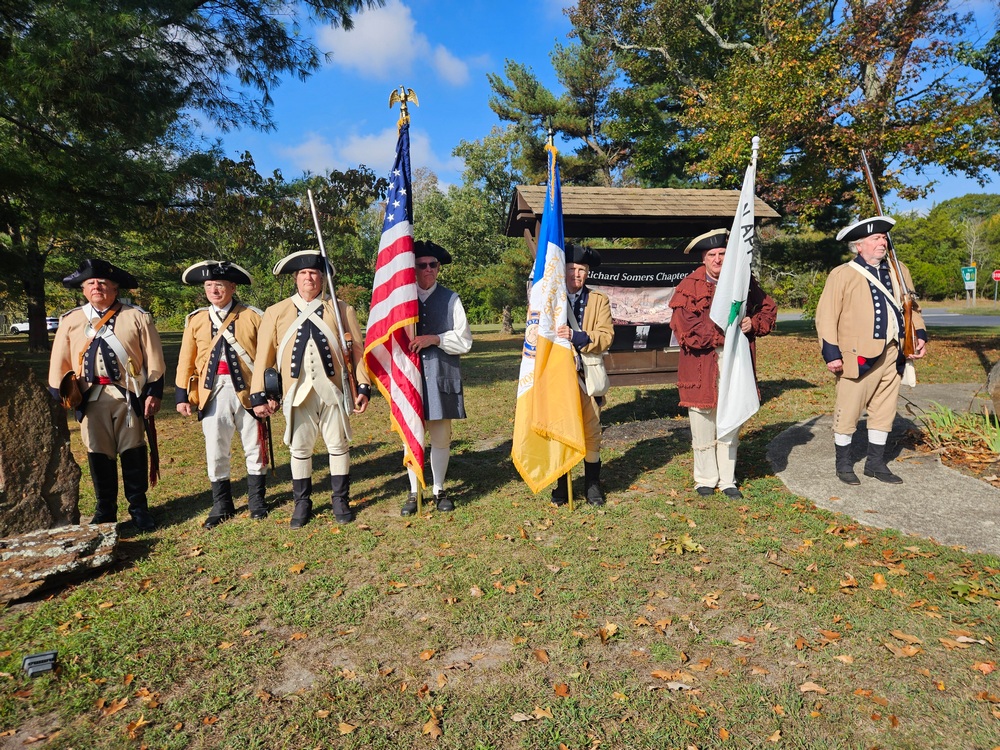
left=215, top=0, right=997, bottom=215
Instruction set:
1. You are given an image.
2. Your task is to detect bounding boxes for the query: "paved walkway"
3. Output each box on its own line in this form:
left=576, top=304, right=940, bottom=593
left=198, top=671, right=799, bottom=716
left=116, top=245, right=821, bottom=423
left=767, top=383, right=1000, bottom=557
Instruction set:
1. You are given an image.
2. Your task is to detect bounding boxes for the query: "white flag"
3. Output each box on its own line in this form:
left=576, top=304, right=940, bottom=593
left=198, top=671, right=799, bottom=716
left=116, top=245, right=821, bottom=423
left=709, top=137, right=760, bottom=440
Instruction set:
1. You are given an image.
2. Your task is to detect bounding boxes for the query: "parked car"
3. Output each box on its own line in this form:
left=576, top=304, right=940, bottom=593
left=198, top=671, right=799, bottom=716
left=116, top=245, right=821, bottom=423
left=9, top=317, right=59, bottom=334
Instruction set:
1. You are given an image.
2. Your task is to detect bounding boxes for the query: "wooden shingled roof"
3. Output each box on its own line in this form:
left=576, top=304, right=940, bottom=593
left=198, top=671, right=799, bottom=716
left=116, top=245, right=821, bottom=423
left=505, top=185, right=781, bottom=241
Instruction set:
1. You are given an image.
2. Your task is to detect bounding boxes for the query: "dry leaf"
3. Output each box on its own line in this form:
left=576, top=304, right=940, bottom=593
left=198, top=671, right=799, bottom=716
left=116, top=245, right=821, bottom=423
left=423, top=709, right=443, bottom=739
left=125, top=715, right=150, bottom=739
left=218, top=641, right=234, bottom=650
left=533, top=649, right=550, bottom=664
left=101, top=697, right=128, bottom=717
left=972, top=661, right=996, bottom=675
left=939, top=638, right=971, bottom=650
left=202, top=716, right=218, bottom=726
left=288, top=562, right=306, bottom=574
left=338, top=722, right=357, bottom=734
left=469, top=585, right=483, bottom=598
left=871, top=573, right=888, bottom=590
left=554, top=683, right=570, bottom=697
left=834, top=655, right=855, bottom=665
left=768, top=730, right=781, bottom=742
left=719, top=727, right=730, bottom=740
left=532, top=706, right=553, bottom=719
left=511, top=712, right=535, bottom=722
left=315, top=709, right=330, bottom=718
left=889, top=630, right=922, bottom=644
left=419, top=649, right=436, bottom=661
left=598, top=621, right=619, bottom=644
left=436, top=673, right=447, bottom=688
left=289, top=632, right=307, bottom=641
left=799, top=681, right=828, bottom=695
left=884, top=642, right=922, bottom=658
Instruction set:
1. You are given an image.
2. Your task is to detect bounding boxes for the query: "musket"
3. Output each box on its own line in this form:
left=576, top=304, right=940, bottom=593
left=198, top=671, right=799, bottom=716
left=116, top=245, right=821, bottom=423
left=859, top=151, right=918, bottom=357
left=306, top=188, right=359, bottom=413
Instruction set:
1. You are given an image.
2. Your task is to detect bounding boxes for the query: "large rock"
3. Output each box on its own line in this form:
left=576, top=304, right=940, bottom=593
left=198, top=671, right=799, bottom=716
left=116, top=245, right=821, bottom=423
left=0, top=356, right=81, bottom=535
left=0, top=524, right=118, bottom=604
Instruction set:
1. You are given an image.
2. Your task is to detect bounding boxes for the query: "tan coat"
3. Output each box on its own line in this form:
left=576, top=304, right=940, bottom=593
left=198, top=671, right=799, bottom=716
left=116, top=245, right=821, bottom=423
left=577, top=289, right=614, bottom=355
left=250, top=296, right=371, bottom=400
left=816, top=259, right=925, bottom=380
left=175, top=303, right=262, bottom=412
left=48, top=303, right=166, bottom=399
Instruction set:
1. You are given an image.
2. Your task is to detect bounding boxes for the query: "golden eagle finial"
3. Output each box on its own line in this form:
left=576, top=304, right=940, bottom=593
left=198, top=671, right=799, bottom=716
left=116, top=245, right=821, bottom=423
left=388, top=85, right=418, bottom=129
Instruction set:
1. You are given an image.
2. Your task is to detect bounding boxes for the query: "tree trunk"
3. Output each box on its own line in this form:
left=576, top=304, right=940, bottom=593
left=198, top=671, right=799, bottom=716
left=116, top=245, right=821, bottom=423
left=501, top=305, right=513, bottom=335
left=22, top=239, right=50, bottom=353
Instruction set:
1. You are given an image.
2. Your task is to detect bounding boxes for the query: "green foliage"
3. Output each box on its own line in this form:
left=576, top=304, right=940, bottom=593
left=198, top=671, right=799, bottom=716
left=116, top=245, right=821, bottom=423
left=918, top=401, right=1000, bottom=454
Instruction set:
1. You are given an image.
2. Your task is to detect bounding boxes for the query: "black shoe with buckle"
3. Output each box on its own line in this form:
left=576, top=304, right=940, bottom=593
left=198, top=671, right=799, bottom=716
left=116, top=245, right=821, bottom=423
left=400, top=493, right=418, bottom=516
left=435, top=490, right=455, bottom=512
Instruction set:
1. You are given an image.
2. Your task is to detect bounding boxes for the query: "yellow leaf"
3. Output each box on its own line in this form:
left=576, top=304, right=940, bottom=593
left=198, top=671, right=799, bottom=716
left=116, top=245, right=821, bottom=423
left=124, top=714, right=150, bottom=739
left=338, top=722, right=357, bottom=734
left=218, top=641, right=234, bottom=650
left=315, top=710, right=330, bottom=718
left=768, top=730, right=781, bottom=742
left=288, top=562, right=306, bottom=574
left=98, top=601, right=114, bottom=609
left=871, top=573, right=887, bottom=590
left=719, top=727, right=730, bottom=740
left=532, top=706, right=553, bottom=719
left=799, top=681, right=828, bottom=695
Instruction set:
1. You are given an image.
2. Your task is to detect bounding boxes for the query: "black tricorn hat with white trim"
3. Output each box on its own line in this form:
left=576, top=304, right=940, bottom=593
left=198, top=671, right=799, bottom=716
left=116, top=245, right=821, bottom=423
left=62, top=258, right=138, bottom=289
left=272, top=250, right=334, bottom=276
left=181, top=260, right=253, bottom=285
left=684, top=228, right=729, bottom=254
left=836, top=216, right=896, bottom=243
left=413, top=239, right=452, bottom=265
left=565, top=243, right=601, bottom=269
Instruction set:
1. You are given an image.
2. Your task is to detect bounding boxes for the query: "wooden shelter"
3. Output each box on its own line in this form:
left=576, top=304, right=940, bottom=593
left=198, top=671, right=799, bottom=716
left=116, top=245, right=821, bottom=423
left=505, top=186, right=781, bottom=386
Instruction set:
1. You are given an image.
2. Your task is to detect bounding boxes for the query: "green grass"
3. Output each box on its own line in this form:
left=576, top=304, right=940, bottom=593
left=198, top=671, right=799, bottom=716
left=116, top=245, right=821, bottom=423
left=0, top=327, right=998, bottom=749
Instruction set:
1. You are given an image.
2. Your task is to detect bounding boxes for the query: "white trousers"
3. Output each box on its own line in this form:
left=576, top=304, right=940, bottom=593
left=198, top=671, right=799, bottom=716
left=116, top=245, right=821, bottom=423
left=201, top=375, right=265, bottom=482
left=407, top=419, right=452, bottom=494
left=689, top=406, right=738, bottom=490
left=286, top=388, right=350, bottom=480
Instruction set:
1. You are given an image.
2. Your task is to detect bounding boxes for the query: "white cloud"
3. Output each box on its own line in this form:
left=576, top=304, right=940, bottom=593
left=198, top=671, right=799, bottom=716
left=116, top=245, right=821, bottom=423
left=277, top=127, right=462, bottom=182
left=317, top=0, right=470, bottom=86
left=431, top=45, right=469, bottom=86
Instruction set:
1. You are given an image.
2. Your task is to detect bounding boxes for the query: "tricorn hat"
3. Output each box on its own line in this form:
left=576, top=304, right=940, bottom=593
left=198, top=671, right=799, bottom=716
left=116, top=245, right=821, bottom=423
left=62, top=258, right=137, bottom=290
left=181, top=260, right=253, bottom=285
left=272, top=250, right=334, bottom=276
left=684, top=228, right=729, bottom=254
left=565, top=243, right=601, bottom=269
left=836, top=216, right=896, bottom=243
left=413, top=239, right=452, bottom=265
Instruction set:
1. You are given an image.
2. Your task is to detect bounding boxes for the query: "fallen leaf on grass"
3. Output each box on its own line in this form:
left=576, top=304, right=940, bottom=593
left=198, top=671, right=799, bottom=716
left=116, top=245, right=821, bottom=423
left=889, top=630, right=922, bottom=645
left=419, top=649, right=436, bottom=661
left=315, top=710, right=330, bottom=718
left=532, top=706, right=553, bottom=719
left=598, top=621, right=619, bottom=644
left=939, top=638, right=971, bottom=650
left=511, top=713, right=535, bottom=722
left=218, top=641, right=234, bottom=650
left=101, top=697, right=128, bottom=717
left=871, top=573, right=888, bottom=590
left=339, top=722, right=357, bottom=734
left=973, top=662, right=996, bottom=675
left=288, top=562, right=306, bottom=575
left=768, top=730, right=781, bottom=742
left=289, top=632, right=307, bottom=641
left=423, top=708, right=443, bottom=739
left=799, top=681, right=828, bottom=695
left=975, top=691, right=1000, bottom=703
left=834, top=655, right=855, bottom=664
left=533, top=649, right=549, bottom=664
left=884, top=642, right=922, bottom=658
left=124, top=715, right=150, bottom=739
left=554, top=683, right=570, bottom=697
left=202, top=716, right=218, bottom=726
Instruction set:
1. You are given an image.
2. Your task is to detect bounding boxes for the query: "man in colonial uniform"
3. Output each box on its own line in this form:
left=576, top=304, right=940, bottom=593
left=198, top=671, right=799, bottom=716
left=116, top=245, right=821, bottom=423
left=551, top=243, right=614, bottom=507
left=816, top=216, right=927, bottom=484
left=399, top=240, right=473, bottom=516
left=175, top=260, right=267, bottom=528
left=250, top=250, right=371, bottom=528
left=48, top=258, right=165, bottom=530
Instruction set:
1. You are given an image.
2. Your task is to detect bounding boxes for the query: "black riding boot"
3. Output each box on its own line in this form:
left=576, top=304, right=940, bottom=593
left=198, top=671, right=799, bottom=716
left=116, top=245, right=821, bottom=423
left=204, top=479, right=235, bottom=529
left=551, top=474, right=570, bottom=507
left=120, top=446, right=156, bottom=531
left=584, top=460, right=606, bottom=506
left=835, top=444, right=861, bottom=485
left=247, top=474, right=268, bottom=520
left=88, top=453, right=119, bottom=523
left=863, top=442, right=903, bottom=484
left=330, top=474, right=354, bottom=524
left=290, top=478, right=313, bottom=529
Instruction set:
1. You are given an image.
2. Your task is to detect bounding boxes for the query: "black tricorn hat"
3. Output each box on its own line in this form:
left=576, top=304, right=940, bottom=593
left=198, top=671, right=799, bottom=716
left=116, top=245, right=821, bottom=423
left=684, top=228, right=729, bottom=254
left=836, top=216, right=896, bottom=243
left=272, top=250, right=334, bottom=276
left=413, top=239, right=452, bottom=265
left=62, top=258, right=137, bottom=289
left=181, top=260, right=253, bottom=285
left=565, top=243, right=601, bottom=269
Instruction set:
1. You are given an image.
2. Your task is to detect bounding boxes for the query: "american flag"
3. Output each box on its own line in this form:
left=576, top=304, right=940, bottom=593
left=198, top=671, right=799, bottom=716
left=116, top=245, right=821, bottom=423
left=363, top=124, right=425, bottom=486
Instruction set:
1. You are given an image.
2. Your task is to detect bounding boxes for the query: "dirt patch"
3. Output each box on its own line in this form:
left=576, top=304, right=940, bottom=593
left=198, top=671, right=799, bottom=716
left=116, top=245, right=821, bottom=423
left=0, top=712, right=62, bottom=749
left=603, top=417, right=686, bottom=450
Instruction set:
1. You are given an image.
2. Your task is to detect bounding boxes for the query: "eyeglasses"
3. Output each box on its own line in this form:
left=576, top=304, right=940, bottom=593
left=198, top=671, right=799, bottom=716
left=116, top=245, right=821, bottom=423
left=416, top=261, right=440, bottom=270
